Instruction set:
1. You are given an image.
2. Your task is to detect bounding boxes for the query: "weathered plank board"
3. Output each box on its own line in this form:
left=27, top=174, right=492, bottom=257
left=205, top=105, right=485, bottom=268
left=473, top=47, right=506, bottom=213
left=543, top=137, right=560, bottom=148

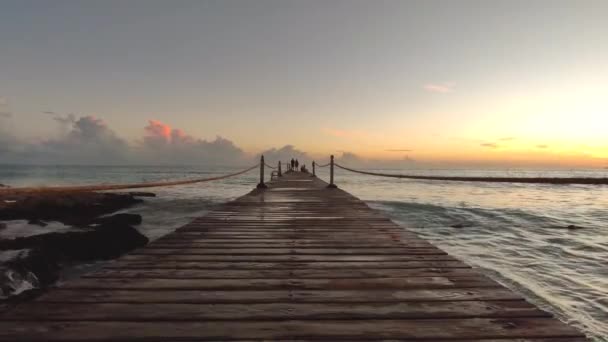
left=33, top=288, right=528, bottom=304
left=119, top=254, right=456, bottom=262
left=4, top=301, right=549, bottom=321
left=132, top=247, right=444, bottom=255
left=83, top=267, right=480, bottom=279
left=0, top=171, right=585, bottom=341
left=0, top=318, right=584, bottom=340
left=59, top=276, right=499, bottom=290
left=105, top=260, right=472, bottom=269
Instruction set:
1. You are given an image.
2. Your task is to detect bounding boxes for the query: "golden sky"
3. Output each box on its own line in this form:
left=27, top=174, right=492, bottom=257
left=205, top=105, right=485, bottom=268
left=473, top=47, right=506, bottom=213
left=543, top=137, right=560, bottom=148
left=1, top=1, right=607, bottom=167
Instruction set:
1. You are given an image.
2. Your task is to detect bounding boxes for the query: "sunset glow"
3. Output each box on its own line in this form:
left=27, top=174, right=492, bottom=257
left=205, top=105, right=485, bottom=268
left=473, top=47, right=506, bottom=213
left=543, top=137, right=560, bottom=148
left=0, top=1, right=606, bottom=168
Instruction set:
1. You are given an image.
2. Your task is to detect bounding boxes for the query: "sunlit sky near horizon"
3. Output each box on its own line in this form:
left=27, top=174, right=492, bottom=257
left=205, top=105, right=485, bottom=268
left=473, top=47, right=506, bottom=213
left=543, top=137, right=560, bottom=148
left=1, top=0, right=607, bottom=167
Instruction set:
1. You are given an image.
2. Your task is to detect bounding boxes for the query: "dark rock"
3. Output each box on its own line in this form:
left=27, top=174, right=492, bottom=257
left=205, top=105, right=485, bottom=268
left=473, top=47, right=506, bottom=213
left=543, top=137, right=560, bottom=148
left=0, top=220, right=148, bottom=301
left=127, top=192, right=156, bottom=197
left=450, top=223, right=465, bottom=228
left=1, top=249, right=61, bottom=300
left=93, top=213, right=142, bottom=227
left=0, top=224, right=148, bottom=261
left=0, top=192, right=143, bottom=225
left=567, top=224, right=583, bottom=230
left=0, top=191, right=150, bottom=302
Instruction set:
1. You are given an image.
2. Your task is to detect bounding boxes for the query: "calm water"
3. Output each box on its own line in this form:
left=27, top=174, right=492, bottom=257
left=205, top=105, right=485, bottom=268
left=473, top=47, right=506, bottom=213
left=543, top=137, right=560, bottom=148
left=1, top=164, right=607, bottom=340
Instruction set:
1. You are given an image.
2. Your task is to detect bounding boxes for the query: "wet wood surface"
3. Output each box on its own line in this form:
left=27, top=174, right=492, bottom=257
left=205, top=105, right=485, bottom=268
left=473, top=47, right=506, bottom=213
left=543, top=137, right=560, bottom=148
left=0, top=171, right=586, bottom=341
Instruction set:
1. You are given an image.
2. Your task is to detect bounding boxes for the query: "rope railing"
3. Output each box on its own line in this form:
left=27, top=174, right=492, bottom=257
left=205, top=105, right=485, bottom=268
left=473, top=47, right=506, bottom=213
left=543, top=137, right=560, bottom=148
left=1, top=155, right=290, bottom=195
left=334, top=163, right=608, bottom=185
left=9, top=152, right=601, bottom=197
left=0, top=164, right=259, bottom=195
left=310, top=154, right=608, bottom=188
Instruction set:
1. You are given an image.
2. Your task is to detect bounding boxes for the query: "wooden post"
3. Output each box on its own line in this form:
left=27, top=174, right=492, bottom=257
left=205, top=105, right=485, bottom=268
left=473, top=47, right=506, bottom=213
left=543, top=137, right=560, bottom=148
left=327, top=155, right=337, bottom=188
left=278, top=161, right=282, bottom=177
left=257, top=155, right=267, bottom=189
left=311, top=161, right=316, bottom=177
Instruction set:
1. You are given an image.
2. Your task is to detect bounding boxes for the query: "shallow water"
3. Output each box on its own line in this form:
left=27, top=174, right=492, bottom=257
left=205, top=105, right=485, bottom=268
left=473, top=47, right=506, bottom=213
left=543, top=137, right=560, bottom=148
left=1, top=164, right=607, bottom=339
left=326, top=169, right=608, bottom=340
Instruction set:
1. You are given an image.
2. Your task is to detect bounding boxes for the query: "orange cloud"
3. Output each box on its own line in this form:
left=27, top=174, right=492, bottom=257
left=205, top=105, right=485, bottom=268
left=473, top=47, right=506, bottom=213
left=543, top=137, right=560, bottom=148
left=145, top=119, right=172, bottom=141
left=143, top=119, right=198, bottom=145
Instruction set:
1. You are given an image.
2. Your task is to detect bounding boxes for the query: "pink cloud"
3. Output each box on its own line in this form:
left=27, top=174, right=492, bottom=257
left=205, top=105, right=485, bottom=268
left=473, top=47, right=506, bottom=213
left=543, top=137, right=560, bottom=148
left=423, top=82, right=454, bottom=93
left=145, top=119, right=172, bottom=141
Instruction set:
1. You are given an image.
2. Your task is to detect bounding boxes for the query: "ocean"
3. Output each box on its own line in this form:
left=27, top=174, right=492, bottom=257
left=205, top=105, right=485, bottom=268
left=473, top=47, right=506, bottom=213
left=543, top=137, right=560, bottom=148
left=1, top=164, right=607, bottom=340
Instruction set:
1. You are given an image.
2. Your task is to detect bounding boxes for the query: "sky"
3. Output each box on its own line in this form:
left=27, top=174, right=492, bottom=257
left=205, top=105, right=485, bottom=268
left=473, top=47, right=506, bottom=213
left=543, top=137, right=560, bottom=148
left=1, top=0, right=607, bottom=167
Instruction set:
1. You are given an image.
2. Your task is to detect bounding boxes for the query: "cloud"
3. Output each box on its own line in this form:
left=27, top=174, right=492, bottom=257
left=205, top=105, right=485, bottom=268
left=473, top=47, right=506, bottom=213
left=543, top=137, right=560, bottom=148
left=498, top=137, right=516, bottom=141
left=480, top=142, right=499, bottom=149
left=536, top=144, right=549, bottom=149
left=423, top=82, right=454, bottom=93
left=257, top=145, right=310, bottom=166
left=33, top=116, right=130, bottom=164
left=138, top=119, right=245, bottom=165
left=142, top=119, right=172, bottom=149
left=385, top=149, right=413, bottom=152
left=42, top=111, right=77, bottom=126
left=335, top=151, right=416, bottom=169
left=144, top=119, right=171, bottom=139
left=0, top=97, right=10, bottom=118
left=0, top=116, right=247, bottom=165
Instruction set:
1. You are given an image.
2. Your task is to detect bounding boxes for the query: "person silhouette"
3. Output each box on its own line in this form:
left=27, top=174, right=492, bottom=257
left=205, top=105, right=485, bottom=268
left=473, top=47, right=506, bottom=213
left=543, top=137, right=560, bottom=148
left=295, top=159, right=299, bottom=170
left=290, top=158, right=295, bottom=171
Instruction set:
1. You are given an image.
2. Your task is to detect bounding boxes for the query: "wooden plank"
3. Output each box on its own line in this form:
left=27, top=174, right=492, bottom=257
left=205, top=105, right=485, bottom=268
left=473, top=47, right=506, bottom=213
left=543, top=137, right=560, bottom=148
left=83, top=267, right=480, bottom=279
left=119, top=254, right=456, bottom=262
left=155, top=238, right=419, bottom=243
left=106, top=260, right=471, bottom=269
left=145, top=243, right=436, bottom=248
left=0, top=318, right=584, bottom=340
left=183, top=227, right=409, bottom=230
left=173, top=231, right=418, bottom=236
left=150, top=241, right=433, bottom=247
left=60, top=276, right=499, bottom=290
left=132, top=248, right=443, bottom=255
left=4, top=301, right=549, bottom=321
left=36, top=288, right=524, bottom=304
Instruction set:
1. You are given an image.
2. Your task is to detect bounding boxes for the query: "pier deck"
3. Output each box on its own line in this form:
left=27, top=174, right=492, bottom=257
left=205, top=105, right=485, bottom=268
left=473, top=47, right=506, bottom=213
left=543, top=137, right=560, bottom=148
left=0, top=172, right=585, bottom=340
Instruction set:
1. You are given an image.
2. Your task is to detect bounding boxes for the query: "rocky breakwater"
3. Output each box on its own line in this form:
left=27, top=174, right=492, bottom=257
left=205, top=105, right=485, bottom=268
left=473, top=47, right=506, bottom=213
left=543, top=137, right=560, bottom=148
left=0, top=191, right=152, bottom=302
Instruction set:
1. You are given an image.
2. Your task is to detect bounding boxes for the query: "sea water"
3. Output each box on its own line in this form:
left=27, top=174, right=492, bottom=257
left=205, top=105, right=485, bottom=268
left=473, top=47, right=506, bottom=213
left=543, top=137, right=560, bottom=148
left=1, top=164, right=607, bottom=339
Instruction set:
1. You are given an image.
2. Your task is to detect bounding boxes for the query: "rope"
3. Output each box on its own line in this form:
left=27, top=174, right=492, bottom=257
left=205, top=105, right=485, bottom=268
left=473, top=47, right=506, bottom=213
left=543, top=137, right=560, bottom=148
left=264, top=162, right=277, bottom=170
left=335, top=163, right=608, bottom=185
left=315, top=162, right=330, bottom=168
left=0, top=164, right=259, bottom=195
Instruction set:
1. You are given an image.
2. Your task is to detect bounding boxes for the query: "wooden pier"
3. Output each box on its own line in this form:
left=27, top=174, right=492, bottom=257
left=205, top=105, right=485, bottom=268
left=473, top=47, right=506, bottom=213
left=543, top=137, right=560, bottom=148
left=0, top=171, right=586, bottom=340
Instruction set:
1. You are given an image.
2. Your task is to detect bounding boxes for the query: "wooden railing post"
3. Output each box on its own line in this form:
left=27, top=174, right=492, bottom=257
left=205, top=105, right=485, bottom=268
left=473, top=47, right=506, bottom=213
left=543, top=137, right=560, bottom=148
left=312, top=161, right=316, bottom=177
left=257, top=155, right=267, bottom=189
left=327, top=155, right=337, bottom=188
left=278, top=161, right=282, bottom=177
